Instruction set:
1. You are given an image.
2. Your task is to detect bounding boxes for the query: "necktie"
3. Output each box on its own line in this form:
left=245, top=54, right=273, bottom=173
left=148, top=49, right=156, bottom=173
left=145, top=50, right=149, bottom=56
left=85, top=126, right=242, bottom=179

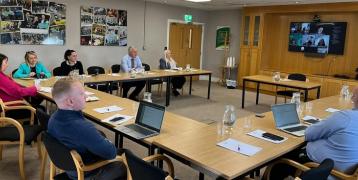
left=131, top=58, right=135, bottom=68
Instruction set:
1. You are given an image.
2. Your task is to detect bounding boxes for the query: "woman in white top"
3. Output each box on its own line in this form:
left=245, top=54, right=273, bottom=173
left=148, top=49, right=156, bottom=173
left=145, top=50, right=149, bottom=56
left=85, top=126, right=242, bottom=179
left=159, top=49, right=186, bottom=96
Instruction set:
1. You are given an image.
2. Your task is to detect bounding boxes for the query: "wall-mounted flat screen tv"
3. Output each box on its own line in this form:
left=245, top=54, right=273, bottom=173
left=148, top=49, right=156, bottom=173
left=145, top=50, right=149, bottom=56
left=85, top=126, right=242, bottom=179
left=288, top=22, right=347, bottom=55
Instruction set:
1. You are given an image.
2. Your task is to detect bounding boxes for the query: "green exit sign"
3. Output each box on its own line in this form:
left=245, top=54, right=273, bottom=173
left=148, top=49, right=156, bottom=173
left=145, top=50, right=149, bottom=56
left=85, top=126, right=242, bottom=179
left=184, top=14, right=192, bottom=23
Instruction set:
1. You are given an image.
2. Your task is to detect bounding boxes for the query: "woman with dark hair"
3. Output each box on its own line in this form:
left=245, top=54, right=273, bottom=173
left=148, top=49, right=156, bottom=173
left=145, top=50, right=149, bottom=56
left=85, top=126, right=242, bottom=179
left=59, top=49, right=84, bottom=76
left=0, top=53, right=39, bottom=102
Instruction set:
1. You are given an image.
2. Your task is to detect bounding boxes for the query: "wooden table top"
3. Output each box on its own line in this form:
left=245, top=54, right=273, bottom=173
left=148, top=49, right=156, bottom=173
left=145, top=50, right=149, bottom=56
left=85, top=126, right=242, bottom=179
left=16, top=78, right=208, bottom=145
left=153, top=95, right=353, bottom=179
left=243, top=75, right=321, bottom=89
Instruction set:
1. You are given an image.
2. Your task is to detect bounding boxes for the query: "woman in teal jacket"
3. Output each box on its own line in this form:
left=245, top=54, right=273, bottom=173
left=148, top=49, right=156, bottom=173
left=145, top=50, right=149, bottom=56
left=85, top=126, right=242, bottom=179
left=13, top=51, right=51, bottom=78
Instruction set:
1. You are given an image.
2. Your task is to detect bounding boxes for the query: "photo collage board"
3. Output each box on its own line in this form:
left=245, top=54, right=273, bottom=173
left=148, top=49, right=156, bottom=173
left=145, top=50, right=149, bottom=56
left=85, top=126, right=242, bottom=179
left=0, top=0, right=66, bottom=45
left=80, top=6, right=127, bottom=46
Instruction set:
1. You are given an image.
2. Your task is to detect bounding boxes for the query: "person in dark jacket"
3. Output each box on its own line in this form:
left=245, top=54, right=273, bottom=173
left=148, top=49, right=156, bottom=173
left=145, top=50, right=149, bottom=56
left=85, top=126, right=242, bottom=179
left=59, top=49, right=84, bottom=76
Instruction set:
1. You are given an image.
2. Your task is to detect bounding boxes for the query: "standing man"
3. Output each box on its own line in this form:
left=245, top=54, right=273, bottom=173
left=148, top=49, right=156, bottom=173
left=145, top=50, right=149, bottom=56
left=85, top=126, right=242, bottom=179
left=47, top=78, right=126, bottom=180
left=121, top=46, right=146, bottom=101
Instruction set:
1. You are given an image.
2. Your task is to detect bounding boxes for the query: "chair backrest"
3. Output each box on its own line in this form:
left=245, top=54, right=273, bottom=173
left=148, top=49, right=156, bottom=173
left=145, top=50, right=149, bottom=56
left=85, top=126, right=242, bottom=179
left=52, top=67, right=63, bottom=76
left=36, top=108, right=50, bottom=130
left=42, top=132, right=77, bottom=171
left=87, top=66, right=105, bottom=75
left=300, top=159, right=334, bottom=180
left=142, top=63, right=150, bottom=71
left=111, top=64, right=121, bottom=73
left=12, top=68, right=18, bottom=77
left=288, top=73, right=306, bottom=81
left=124, top=149, right=167, bottom=180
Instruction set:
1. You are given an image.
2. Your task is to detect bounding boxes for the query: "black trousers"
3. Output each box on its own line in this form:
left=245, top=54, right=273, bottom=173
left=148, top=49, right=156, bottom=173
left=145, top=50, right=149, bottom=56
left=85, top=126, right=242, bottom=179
left=172, top=77, right=186, bottom=89
left=268, top=147, right=312, bottom=180
left=122, top=81, right=146, bottom=99
left=86, top=161, right=127, bottom=180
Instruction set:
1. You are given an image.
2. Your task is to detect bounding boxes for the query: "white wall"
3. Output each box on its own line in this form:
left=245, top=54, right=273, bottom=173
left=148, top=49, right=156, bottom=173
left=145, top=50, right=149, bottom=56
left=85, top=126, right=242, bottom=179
left=1, top=0, right=241, bottom=79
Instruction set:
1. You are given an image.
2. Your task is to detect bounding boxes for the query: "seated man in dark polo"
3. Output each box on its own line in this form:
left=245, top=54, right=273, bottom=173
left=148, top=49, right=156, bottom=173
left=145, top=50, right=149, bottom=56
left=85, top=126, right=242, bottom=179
left=47, top=78, right=126, bottom=180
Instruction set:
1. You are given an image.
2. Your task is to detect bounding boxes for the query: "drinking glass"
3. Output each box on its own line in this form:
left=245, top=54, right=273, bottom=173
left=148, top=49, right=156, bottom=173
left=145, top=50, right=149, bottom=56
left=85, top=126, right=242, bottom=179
left=273, top=72, right=280, bottom=82
left=185, top=64, right=191, bottom=71
left=143, top=92, right=152, bottom=103
left=222, top=105, right=236, bottom=135
left=243, top=116, right=252, bottom=132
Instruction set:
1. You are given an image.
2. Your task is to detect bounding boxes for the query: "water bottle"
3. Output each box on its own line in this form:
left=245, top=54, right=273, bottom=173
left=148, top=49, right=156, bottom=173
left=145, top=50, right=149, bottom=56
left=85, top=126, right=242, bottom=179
left=291, top=92, right=301, bottom=112
left=273, top=72, right=280, bottom=82
left=340, top=85, right=350, bottom=100
left=222, top=105, right=236, bottom=135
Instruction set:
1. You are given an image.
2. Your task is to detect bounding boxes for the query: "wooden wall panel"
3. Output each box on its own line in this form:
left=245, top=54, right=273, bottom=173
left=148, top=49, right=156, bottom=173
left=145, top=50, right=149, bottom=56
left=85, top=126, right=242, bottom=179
left=260, top=12, right=358, bottom=77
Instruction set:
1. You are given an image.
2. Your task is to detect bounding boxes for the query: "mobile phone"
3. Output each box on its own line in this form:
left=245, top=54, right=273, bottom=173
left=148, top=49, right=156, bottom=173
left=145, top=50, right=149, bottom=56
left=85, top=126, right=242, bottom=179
left=109, top=117, right=125, bottom=122
left=262, top=132, right=284, bottom=141
left=304, top=119, right=320, bottom=124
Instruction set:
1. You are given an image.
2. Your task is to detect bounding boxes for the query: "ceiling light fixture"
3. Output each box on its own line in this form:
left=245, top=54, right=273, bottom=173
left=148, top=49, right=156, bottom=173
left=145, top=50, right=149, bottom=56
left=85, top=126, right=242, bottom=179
left=185, top=0, right=211, bottom=2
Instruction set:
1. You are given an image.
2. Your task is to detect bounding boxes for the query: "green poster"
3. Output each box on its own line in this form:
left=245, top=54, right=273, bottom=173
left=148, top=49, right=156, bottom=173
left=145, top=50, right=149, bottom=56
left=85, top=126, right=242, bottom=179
left=216, top=26, right=230, bottom=50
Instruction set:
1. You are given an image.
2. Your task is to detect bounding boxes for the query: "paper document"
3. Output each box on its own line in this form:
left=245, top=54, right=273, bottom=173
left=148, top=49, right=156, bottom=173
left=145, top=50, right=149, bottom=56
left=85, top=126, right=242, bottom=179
left=102, top=114, right=134, bottom=125
left=164, top=69, right=177, bottom=72
left=86, top=96, right=100, bottom=102
left=247, top=130, right=287, bottom=144
left=39, top=87, right=52, bottom=93
left=94, top=106, right=123, bottom=114
left=217, top=138, right=262, bottom=156
left=85, top=91, right=95, bottom=96
left=280, top=78, right=292, bottom=82
left=108, top=73, right=120, bottom=76
left=326, top=108, right=340, bottom=113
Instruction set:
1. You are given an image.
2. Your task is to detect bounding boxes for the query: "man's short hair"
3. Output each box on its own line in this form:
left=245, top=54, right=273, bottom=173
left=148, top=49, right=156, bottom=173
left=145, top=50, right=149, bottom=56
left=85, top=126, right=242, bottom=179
left=52, top=78, right=79, bottom=101
left=128, top=46, right=136, bottom=54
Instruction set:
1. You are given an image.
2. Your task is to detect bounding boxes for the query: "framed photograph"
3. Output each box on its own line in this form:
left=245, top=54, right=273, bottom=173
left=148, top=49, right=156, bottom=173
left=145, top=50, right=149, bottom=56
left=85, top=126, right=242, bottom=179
left=80, top=25, right=92, bottom=36
left=17, top=0, right=32, bottom=10
left=118, top=10, right=127, bottom=26
left=0, top=0, right=17, bottom=6
left=31, top=0, right=48, bottom=14
left=216, top=26, right=230, bottom=50
left=92, top=34, right=104, bottom=46
left=80, top=36, right=91, bottom=45
left=0, top=21, right=20, bottom=32
left=0, top=6, right=24, bottom=21
left=105, top=26, right=119, bottom=46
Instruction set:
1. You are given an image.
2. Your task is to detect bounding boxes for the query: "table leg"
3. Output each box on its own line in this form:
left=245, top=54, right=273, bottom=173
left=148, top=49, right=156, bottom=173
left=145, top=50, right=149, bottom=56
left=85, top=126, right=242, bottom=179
left=317, top=87, right=321, bottom=99
left=115, top=132, right=119, bottom=148
left=256, top=82, right=260, bottom=105
left=146, top=80, right=152, bottom=92
left=208, top=74, right=211, bottom=99
left=199, top=172, right=204, bottom=180
left=304, top=89, right=308, bottom=102
left=119, top=135, right=123, bottom=148
left=166, top=77, right=171, bottom=106
left=189, top=76, right=193, bottom=95
left=242, top=79, right=246, bottom=108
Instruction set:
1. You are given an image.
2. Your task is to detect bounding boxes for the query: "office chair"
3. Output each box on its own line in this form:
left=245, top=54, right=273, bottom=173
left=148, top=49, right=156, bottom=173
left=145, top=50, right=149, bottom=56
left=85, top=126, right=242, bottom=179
left=275, top=73, right=306, bottom=104
left=41, top=132, right=126, bottom=180
left=111, top=64, right=122, bottom=96
left=11, top=68, right=18, bottom=77
left=304, top=161, right=358, bottom=180
left=123, top=149, right=175, bottom=180
left=263, top=158, right=334, bottom=180
left=52, top=67, right=64, bottom=76
left=87, top=66, right=110, bottom=93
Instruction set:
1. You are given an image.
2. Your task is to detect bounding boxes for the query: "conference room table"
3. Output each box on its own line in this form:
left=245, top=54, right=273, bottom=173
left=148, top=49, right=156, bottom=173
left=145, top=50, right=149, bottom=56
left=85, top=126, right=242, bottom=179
left=242, top=75, right=322, bottom=108
left=153, top=95, right=353, bottom=179
left=16, top=78, right=208, bottom=154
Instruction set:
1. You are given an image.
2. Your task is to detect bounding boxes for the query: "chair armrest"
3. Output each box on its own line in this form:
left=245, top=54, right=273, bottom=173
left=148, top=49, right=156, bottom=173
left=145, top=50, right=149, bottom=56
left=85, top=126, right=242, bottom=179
left=143, top=154, right=175, bottom=178
left=0, top=117, right=25, bottom=143
left=263, top=158, right=310, bottom=179
left=304, top=162, right=356, bottom=180
left=4, top=105, right=36, bottom=125
left=70, top=150, right=124, bottom=172
left=4, top=100, right=30, bottom=106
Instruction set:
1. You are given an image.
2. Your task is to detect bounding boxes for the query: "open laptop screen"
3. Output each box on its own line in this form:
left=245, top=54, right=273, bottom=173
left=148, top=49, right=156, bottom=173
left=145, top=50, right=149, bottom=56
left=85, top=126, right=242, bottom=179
left=136, top=101, right=165, bottom=132
left=271, top=103, right=300, bottom=128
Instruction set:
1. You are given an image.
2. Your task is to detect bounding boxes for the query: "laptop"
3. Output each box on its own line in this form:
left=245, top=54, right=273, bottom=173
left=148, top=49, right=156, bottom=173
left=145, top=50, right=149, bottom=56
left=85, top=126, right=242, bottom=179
left=115, top=101, right=165, bottom=139
left=271, top=103, right=308, bottom=137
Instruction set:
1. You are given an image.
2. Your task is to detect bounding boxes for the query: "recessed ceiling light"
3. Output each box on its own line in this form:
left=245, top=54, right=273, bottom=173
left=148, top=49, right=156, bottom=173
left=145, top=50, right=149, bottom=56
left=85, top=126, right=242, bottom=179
left=185, top=0, right=211, bottom=2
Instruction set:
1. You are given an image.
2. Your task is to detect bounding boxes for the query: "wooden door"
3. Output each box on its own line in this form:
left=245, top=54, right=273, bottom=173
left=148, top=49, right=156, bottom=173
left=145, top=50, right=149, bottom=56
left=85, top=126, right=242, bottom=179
left=169, top=23, right=202, bottom=69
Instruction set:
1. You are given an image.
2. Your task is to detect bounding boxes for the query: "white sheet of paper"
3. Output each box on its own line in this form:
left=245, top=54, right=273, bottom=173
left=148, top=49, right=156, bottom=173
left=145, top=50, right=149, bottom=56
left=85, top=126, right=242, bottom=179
left=247, top=129, right=287, bottom=144
left=85, top=91, right=95, bottom=96
left=94, top=106, right=123, bottom=114
left=302, top=115, right=321, bottom=121
left=164, top=69, right=177, bottom=72
left=39, top=87, right=52, bottom=93
left=108, top=73, right=120, bottom=76
left=280, top=78, right=292, bottom=82
left=86, top=96, right=100, bottom=102
left=102, top=114, right=134, bottom=126
left=326, top=108, right=340, bottom=113
left=217, top=138, right=262, bottom=156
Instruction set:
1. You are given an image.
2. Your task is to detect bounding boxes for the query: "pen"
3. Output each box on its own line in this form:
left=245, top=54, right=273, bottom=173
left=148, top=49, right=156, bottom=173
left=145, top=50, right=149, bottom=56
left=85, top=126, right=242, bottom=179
left=237, top=145, right=240, bottom=151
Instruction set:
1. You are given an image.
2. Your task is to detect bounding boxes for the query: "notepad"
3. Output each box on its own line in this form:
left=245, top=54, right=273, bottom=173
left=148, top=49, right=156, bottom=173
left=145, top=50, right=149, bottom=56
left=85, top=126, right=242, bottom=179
left=247, top=129, right=287, bottom=144
left=217, top=138, right=262, bottom=156
left=102, top=114, right=133, bottom=125
left=326, top=108, right=340, bottom=113
left=94, top=106, right=123, bottom=114
left=39, top=87, right=52, bottom=93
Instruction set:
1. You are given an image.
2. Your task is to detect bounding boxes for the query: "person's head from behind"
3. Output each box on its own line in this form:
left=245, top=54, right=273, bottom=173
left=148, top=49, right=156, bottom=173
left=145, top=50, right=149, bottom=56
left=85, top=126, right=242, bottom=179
left=0, top=53, right=9, bottom=72
left=25, top=51, right=38, bottom=66
left=351, top=87, right=358, bottom=109
left=64, top=49, right=77, bottom=63
left=128, top=46, right=137, bottom=58
left=52, top=78, right=87, bottom=111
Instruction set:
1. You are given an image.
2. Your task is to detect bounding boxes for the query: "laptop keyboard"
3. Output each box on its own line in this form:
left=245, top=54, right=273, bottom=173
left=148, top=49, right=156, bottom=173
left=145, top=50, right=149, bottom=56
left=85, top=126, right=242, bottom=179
left=125, top=124, right=154, bottom=136
left=284, top=126, right=307, bottom=132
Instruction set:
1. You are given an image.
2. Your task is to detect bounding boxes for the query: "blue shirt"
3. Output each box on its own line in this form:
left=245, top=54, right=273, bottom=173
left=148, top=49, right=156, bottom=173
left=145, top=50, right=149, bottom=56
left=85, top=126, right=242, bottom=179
left=121, top=54, right=143, bottom=72
left=47, top=109, right=117, bottom=179
left=305, top=109, right=358, bottom=174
